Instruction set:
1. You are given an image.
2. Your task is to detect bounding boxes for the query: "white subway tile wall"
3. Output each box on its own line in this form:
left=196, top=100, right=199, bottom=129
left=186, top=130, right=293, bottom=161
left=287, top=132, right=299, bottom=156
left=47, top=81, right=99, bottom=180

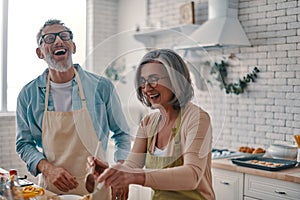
left=145, top=0, right=300, bottom=150
left=0, top=115, right=34, bottom=181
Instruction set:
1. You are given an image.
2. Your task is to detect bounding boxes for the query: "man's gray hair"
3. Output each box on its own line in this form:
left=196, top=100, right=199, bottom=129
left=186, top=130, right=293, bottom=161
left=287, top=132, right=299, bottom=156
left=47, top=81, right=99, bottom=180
left=36, top=19, right=72, bottom=45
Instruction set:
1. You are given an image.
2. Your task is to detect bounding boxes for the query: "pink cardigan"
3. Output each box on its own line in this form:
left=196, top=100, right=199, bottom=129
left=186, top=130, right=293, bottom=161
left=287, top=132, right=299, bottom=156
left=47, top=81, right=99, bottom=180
left=125, top=102, right=215, bottom=200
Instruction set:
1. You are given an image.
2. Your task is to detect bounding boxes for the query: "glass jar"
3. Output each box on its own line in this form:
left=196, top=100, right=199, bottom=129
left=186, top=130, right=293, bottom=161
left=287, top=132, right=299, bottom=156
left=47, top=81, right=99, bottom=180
left=0, top=176, right=8, bottom=200
left=6, top=170, right=24, bottom=200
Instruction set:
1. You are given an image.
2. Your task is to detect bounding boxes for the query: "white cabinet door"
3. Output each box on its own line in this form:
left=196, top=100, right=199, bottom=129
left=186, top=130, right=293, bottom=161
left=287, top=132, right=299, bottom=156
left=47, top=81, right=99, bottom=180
left=244, top=174, right=300, bottom=200
left=212, top=168, right=244, bottom=200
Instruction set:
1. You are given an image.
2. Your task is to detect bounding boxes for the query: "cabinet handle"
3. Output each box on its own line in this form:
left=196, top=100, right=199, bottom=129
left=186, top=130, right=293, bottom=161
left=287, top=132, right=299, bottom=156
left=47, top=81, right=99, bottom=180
left=220, top=181, right=230, bottom=185
left=274, top=190, right=286, bottom=195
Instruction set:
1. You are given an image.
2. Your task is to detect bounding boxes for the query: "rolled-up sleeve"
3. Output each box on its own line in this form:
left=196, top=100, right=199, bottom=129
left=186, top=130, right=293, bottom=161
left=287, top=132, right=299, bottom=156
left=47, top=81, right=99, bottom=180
left=16, top=90, right=45, bottom=176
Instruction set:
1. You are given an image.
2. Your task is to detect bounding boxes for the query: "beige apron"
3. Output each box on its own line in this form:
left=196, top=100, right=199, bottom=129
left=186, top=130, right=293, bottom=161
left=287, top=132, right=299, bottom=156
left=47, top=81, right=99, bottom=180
left=145, top=114, right=205, bottom=200
left=39, top=69, right=111, bottom=199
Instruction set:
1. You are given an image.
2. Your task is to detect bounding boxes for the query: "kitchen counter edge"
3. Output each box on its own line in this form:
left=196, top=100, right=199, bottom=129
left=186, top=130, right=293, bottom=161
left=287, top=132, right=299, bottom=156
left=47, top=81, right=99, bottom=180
left=212, top=158, right=300, bottom=184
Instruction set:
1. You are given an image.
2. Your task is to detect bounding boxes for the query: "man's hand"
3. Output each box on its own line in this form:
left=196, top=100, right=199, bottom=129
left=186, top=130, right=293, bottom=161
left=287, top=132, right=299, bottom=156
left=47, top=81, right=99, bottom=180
left=38, top=159, right=78, bottom=192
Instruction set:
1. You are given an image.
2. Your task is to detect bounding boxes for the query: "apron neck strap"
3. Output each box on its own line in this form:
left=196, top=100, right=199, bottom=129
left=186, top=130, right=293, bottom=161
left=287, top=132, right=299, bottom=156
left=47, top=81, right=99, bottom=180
left=73, top=69, right=86, bottom=102
left=147, top=114, right=161, bottom=153
left=148, top=111, right=182, bottom=153
left=44, top=68, right=86, bottom=111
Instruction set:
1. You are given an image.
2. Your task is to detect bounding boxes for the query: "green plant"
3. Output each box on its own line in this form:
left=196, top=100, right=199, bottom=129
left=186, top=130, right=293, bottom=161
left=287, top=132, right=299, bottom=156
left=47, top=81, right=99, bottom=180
left=209, top=57, right=260, bottom=95
left=105, top=60, right=127, bottom=84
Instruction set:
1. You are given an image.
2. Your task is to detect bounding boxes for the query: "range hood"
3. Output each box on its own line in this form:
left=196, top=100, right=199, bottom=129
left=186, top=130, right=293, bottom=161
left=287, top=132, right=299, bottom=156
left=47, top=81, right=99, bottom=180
left=176, top=0, right=251, bottom=49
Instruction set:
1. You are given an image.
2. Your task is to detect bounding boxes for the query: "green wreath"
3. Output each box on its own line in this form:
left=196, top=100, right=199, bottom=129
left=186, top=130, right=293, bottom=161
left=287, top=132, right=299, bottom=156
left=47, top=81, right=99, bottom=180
left=209, top=60, right=260, bottom=95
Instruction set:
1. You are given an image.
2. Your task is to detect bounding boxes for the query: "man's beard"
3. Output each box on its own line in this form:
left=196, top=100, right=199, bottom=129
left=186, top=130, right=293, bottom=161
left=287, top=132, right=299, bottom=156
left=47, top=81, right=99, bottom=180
left=45, top=52, right=73, bottom=72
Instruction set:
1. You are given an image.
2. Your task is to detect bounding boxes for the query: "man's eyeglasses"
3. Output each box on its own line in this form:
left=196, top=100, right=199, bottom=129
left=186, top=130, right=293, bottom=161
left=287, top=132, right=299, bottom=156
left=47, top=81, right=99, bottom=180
left=139, top=76, right=168, bottom=89
left=39, top=31, right=73, bottom=45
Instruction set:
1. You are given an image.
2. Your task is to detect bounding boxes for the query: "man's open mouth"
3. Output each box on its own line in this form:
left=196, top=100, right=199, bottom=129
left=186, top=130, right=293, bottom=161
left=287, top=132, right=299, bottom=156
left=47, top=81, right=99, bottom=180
left=54, top=49, right=67, bottom=56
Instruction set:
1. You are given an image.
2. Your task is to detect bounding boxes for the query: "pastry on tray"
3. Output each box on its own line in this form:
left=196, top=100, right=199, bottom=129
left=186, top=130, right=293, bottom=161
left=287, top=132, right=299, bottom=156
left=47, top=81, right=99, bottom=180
left=238, top=146, right=265, bottom=154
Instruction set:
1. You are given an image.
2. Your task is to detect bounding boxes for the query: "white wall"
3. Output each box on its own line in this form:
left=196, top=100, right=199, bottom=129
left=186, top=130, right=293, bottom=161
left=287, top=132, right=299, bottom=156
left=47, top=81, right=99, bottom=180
left=86, top=0, right=148, bottom=134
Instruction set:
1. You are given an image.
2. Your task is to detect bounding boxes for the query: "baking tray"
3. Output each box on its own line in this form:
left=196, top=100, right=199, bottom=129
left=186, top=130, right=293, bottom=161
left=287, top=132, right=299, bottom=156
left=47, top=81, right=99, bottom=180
left=231, top=156, right=298, bottom=171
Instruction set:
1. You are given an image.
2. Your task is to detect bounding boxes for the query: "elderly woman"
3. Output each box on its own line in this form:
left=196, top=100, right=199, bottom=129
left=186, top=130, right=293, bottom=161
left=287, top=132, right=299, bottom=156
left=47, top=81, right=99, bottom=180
left=88, top=49, right=215, bottom=200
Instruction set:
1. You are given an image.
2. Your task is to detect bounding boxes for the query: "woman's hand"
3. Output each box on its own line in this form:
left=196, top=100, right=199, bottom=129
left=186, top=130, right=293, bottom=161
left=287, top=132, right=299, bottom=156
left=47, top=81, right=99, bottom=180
left=86, top=156, right=109, bottom=177
left=97, top=163, right=145, bottom=189
left=112, top=185, right=129, bottom=200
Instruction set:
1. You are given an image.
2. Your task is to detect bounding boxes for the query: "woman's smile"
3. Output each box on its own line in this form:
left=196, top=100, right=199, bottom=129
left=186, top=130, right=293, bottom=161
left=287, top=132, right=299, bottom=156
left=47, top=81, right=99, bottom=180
left=149, top=93, right=160, bottom=100
left=140, top=62, right=173, bottom=109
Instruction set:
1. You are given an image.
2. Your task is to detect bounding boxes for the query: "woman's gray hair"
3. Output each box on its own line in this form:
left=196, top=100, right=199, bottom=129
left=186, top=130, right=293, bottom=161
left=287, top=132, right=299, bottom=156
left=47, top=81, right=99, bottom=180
left=36, top=19, right=72, bottom=46
left=135, top=49, right=194, bottom=110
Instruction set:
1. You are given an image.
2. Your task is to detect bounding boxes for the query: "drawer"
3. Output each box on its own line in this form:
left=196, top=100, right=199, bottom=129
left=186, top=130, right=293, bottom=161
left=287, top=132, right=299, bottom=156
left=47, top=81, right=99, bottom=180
left=244, top=174, right=300, bottom=200
left=212, top=168, right=244, bottom=200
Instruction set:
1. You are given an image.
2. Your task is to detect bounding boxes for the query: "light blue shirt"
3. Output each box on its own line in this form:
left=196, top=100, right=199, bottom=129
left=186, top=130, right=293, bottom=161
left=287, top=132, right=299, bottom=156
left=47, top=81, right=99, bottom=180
left=16, top=64, right=131, bottom=176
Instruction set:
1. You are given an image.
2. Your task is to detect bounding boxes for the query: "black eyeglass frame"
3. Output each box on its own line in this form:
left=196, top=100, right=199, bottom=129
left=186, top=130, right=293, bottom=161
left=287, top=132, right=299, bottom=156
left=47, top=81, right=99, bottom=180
left=39, top=30, right=73, bottom=45
left=139, top=76, right=168, bottom=89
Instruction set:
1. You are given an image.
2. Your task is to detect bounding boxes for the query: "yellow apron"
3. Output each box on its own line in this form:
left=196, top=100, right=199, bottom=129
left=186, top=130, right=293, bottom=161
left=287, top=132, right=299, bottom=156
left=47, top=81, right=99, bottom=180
left=39, top=69, right=111, bottom=199
left=145, top=114, right=205, bottom=200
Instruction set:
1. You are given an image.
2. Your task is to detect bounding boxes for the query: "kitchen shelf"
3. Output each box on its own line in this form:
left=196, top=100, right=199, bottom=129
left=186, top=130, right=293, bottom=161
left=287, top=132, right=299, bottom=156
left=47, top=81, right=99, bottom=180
left=133, top=24, right=199, bottom=47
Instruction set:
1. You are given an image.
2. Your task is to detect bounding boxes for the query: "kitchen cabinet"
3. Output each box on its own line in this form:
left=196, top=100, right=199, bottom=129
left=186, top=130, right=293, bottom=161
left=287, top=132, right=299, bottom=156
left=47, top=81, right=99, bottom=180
left=212, top=159, right=300, bottom=200
left=212, top=168, right=243, bottom=200
left=244, top=174, right=300, bottom=200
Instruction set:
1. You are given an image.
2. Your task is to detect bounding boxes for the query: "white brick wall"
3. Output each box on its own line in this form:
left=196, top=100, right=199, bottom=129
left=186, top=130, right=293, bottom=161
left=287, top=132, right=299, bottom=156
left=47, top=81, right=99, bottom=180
left=0, top=115, right=36, bottom=182
left=145, top=0, right=300, bottom=151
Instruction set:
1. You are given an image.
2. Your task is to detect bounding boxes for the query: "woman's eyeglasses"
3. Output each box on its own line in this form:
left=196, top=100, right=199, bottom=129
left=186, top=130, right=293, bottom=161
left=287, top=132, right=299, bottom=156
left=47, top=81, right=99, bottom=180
left=139, top=76, right=168, bottom=89
left=39, top=31, right=73, bottom=45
